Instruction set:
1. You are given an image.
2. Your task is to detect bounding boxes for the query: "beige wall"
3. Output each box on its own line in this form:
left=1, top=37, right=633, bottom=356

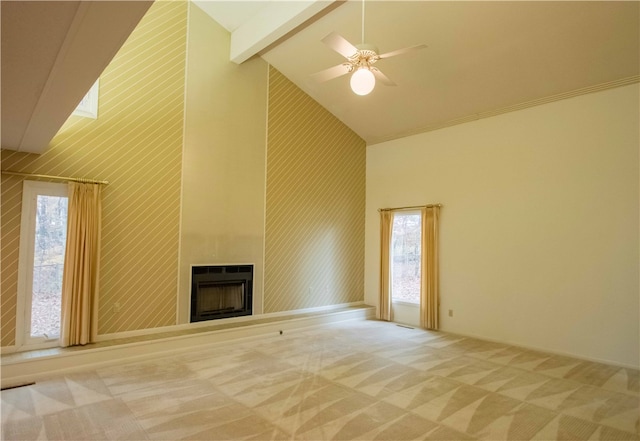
left=1, top=1, right=187, bottom=345
left=179, top=10, right=366, bottom=318
left=2, top=1, right=366, bottom=345
left=178, top=4, right=268, bottom=323
left=264, top=67, right=366, bottom=313
left=365, top=84, right=640, bottom=367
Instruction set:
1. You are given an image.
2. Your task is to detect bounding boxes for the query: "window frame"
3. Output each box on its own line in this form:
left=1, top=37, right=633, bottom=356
left=72, top=80, right=99, bottom=119
left=390, top=210, right=422, bottom=306
left=15, top=180, right=68, bottom=350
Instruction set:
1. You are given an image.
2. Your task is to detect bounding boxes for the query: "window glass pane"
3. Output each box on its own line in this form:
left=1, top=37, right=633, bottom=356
left=73, top=80, right=99, bottom=119
left=30, top=195, right=68, bottom=338
left=391, top=213, right=421, bottom=304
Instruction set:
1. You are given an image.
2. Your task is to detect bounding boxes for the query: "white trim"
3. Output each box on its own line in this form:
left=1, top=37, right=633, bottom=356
left=392, top=300, right=419, bottom=307
left=1, top=346, right=17, bottom=355
left=225, top=1, right=338, bottom=64
left=1, top=306, right=374, bottom=389
left=262, top=62, right=270, bottom=316
left=94, top=300, right=364, bottom=342
left=443, top=328, right=640, bottom=371
left=15, top=181, right=68, bottom=351
left=5, top=307, right=636, bottom=390
left=176, top=0, right=191, bottom=326
left=72, top=80, right=99, bottom=119
left=257, top=300, right=365, bottom=319
left=15, top=190, right=31, bottom=350
left=390, top=210, right=422, bottom=306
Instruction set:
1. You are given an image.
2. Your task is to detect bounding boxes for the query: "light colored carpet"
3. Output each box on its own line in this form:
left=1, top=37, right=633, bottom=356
left=1, top=320, right=638, bottom=440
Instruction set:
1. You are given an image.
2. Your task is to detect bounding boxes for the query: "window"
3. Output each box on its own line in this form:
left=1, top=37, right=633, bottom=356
left=391, top=212, right=421, bottom=304
left=16, top=181, right=68, bottom=349
left=72, top=80, right=99, bottom=119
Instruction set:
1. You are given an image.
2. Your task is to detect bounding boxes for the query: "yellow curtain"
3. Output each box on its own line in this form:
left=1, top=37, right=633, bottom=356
left=60, top=182, right=102, bottom=347
left=378, top=210, right=394, bottom=321
left=420, top=206, right=440, bottom=329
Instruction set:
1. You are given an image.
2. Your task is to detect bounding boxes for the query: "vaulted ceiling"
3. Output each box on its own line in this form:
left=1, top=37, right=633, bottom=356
left=1, top=1, right=152, bottom=153
left=202, top=0, right=639, bottom=145
left=2, top=1, right=638, bottom=153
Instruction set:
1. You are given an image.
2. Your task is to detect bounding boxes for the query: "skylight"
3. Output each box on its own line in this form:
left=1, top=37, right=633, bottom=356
left=73, top=80, right=99, bottom=119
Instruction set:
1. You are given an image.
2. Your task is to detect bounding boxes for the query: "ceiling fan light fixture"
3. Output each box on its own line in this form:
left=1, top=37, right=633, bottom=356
left=350, top=67, right=375, bottom=95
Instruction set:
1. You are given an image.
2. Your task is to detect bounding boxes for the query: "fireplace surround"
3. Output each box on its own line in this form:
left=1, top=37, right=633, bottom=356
left=191, top=265, right=253, bottom=322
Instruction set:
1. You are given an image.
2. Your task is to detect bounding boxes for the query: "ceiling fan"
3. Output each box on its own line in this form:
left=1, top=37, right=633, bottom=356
left=310, top=0, right=427, bottom=96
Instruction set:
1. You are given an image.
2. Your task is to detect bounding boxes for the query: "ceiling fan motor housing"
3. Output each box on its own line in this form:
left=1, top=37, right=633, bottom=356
left=350, top=44, right=380, bottom=67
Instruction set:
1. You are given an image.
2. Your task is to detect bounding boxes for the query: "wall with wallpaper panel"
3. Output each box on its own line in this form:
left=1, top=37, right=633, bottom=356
left=1, top=1, right=187, bottom=344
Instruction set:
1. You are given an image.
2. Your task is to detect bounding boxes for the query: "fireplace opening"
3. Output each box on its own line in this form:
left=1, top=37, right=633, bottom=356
left=191, top=265, right=253, bottom=322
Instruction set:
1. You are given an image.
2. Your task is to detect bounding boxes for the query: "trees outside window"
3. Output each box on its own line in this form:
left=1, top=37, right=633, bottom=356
left=31, top=194, right=68, bottom=338
left=17, top=181, right=68, bottom=349
left=391, top=212, right=421, bottom=304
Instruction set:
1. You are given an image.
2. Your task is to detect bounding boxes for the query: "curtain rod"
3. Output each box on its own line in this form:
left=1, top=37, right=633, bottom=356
left=378, top=204, right=442, bottom=212
left=1, top=170, right=109, bottom=185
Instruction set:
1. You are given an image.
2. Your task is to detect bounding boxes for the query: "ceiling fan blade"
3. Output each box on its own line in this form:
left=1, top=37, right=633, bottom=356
left=378, top=44, right=427, bottom=59
left=310, top=64, right=351, bottom=83
left=322, top=32, right=359, bottom=59
left=371, top=67, right=397, bottom=86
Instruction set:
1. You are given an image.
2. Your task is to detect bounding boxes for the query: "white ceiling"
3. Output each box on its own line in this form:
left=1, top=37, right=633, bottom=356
left=1, top=1, right=152, bottom=153
left=194, top=0, right=340, bottom=63
left=199, top=0, right=639, bottom=145
left=194, top=1, right=270, bottom=32
left=2, top=1, right=637, bottom=153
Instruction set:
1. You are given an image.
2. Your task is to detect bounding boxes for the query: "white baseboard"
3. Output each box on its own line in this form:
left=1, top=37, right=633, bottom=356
left=0, top=345, right=17, bottom=355
left=442, top=328, right=640, bottom=370
left=0, top=304, right=374, bottom=389
left=94, top=301, right=366, bottom=343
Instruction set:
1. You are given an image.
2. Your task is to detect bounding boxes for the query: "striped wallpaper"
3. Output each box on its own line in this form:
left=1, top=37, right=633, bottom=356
left=0, top=1, right=187, bottom=345
left=0, top=174, right=25, bottom=347
left=264, top=67, right=366, bottom=313
left=1, top=6, right=367, bottom=346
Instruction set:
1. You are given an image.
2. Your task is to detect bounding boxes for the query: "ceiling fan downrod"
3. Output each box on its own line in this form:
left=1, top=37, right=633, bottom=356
left=361, top=0, right=365, bottom=45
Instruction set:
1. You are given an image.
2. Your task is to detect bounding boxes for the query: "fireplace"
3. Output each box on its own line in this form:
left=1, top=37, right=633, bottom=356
left=191, top=265, right=253, bottom=322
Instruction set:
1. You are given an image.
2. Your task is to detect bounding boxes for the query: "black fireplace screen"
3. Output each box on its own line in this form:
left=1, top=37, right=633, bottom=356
left=191, top=265, right=253, bottom=322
